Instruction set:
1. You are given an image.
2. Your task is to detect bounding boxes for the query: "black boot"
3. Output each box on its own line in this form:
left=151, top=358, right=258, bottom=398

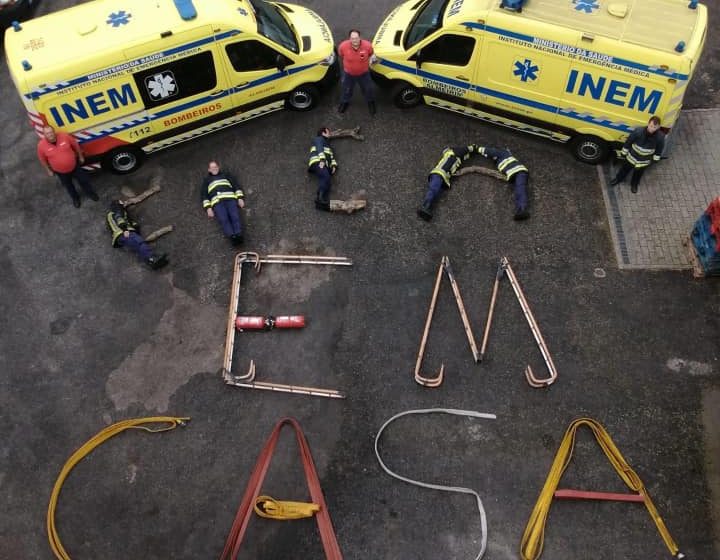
left=147, top=254, right=168, bottom=270
left=315, top=199, right=331, bottom=211
left=609, top=177, right=620, bottom=186
left=514, top=209, right=530, bottom=221
left=337, top=102, right=348, bottom=114
left=368, top=101, right=376, bottom=115
left=231, top=233, right=244, bottom=246
left=417, top=203, right=433, bottom=221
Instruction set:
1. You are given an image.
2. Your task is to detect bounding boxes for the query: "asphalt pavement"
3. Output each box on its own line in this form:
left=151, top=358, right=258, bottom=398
left=1, top=1, right=719, bottom=559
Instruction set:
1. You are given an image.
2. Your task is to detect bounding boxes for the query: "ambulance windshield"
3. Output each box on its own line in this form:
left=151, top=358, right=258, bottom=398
left=249, top=0, right=299, bottom=53
left=404, top=0, right=448, bottom=50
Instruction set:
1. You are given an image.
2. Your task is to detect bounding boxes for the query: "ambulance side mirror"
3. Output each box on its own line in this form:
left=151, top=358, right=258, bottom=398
left=414, top=49, right=424, bottom=68
left=276, top=55, right=289, bottom=72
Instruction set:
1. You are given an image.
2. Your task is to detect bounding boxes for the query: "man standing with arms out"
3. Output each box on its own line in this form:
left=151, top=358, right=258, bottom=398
left=201, top=160, right=245, bottom=246
left=337, top=29, right=377, bottom=115
left=610, top=115, right=665, bottom=193
left=308, top=127, right=338, bottom=211
left=37, top=125, right=99, bottom=208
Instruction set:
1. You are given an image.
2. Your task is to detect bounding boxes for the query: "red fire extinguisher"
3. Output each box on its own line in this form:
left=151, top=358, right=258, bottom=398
left=235, top=315, right=306, bottom=331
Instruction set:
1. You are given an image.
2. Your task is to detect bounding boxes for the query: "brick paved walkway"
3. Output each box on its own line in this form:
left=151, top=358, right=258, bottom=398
left=599, top=108, right=720, bottom=270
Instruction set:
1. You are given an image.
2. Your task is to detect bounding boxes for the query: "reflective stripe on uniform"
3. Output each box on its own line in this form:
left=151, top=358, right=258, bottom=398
left=631, top=144, right=655, bottom=156
left=309, top=147, right=336, bottom=167
left=207, top=178, right=233, bottom=192
left=626, top=153, right=652, bottom=167
left=498, top=156, right=528, bottom=180
left=205, top=191, right=240, bottom=207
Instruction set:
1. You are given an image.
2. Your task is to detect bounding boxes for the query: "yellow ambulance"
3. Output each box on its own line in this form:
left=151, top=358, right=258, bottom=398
left=4, top=0, right=337, bottom=173
left=371, top=0, right=707, bottom=163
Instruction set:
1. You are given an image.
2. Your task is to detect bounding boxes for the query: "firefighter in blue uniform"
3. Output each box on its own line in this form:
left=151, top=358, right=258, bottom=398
left=610, top=115, right=665, bottom=193
left=477, top=146, right=530, bottom=220
left=308, top=127, right=338, bottom=211
left=201, top=160, right=245, bottom=245
left=107, top=200, right=168, bottom=270
left=417, top=144, right=481, bottom=221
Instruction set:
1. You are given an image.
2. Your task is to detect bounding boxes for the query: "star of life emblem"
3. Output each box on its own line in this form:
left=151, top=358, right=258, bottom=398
left=145, top=71, right=178, bottom=100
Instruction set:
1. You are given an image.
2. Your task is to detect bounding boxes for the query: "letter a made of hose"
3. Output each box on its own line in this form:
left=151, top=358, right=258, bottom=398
left=219, top=417, right=343, bottom=560
left=520, top=417, right=683, bottom=560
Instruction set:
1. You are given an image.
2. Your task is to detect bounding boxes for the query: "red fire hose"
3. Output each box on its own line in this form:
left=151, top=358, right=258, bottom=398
left=219, top=418, right=342, bottom=560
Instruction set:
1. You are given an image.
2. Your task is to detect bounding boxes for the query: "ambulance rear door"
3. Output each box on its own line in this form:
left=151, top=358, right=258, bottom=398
left=560, top=34, right=672, bottom=137
left=124, top=28, right=234, bottom=148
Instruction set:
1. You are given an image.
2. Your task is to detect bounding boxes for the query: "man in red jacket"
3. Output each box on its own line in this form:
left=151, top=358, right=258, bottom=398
left=37, top=125, right=98, bottom=208
left=337, top=29, right=377, bottom=115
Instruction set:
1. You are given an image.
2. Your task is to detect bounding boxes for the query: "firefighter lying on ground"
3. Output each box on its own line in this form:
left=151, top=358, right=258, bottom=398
left=477, top=146, right=530, bottom=221
left=307, top=127, right=338, bottom=211
left=201, top=160, right=246, bottom=246
left=107, top=200, right=168, bottom=270
left=417, top=145, right=530, bottom=221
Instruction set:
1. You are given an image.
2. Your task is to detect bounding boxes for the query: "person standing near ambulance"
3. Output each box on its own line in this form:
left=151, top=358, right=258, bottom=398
left=610, top=116, right=665, bottom=193
left=201, top=161, right=245, bottom=246
left=37, top=125, right=99, bottom=208
left=337, top=30, right=377, bottom=115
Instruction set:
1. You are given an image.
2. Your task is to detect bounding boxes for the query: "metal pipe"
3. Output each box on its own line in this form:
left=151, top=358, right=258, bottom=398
left=443, top=256, right=480, bottom=363
left=223, top=361, right=345, bottom=399
left=501, top=257, right=558, bottom=387
left=414, top=259, right=446, bottom=387
left=480, top=262, right=503, bottom=361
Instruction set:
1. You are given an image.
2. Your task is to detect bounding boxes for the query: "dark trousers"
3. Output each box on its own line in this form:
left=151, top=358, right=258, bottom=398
left=614, top=161, right=647, bottom=189
left=340, top=71, right=375, bottom=104
left=423, top=174, right=446, bottom=207
left=56, top=166, right=96, bottom=202
left=512, top=172, right=529, bottom=213
left=309, top=163, right=332, bottom=201
left=213, top=199, right=242, bottom=238
left=117, top=232, right=153, bottom=261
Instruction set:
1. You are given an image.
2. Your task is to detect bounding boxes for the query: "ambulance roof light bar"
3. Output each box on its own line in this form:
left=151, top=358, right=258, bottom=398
left=174, top=0, right=198, bottom=21
left=500, top=0, right=525, bottom=12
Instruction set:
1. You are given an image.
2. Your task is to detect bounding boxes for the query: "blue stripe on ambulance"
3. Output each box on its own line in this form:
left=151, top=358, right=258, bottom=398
left=461, top=22, right=688, bottom=81
left=379, top=58, right=634, bottom=134
left=233, top=63, right=315, bottom=91
left=26, top=30, right=242, bottom=100
left=75, top=64, right=319, bottom=144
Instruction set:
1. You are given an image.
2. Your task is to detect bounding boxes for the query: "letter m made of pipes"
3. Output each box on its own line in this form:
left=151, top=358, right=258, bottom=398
left=565, top=70, right=662, bottom=114
left=48, top=83, right=138, bottom=127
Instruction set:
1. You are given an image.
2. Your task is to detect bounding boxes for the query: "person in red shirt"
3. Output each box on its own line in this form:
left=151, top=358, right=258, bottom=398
left=337, top=29, right=377, bottom=115
left=37, top=125, right=98, bottom=208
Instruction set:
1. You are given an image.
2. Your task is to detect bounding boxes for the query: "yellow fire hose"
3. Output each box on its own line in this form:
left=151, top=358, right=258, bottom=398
left=520, top=418, right=683, bottom=559
left=253, top=495, right=320, bottom=520
left=47, top=416, right=189, bottom=560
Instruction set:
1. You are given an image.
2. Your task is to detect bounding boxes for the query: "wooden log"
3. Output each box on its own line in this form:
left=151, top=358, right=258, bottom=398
left=328, top=126, right=364, bottom=141
left=329, top=200, right=366, bottom=214
left=454, top=165, right=506, bottom=181
left=144, top=225, right=174, bottom=243
left=122, top=185, right=162, bottom=206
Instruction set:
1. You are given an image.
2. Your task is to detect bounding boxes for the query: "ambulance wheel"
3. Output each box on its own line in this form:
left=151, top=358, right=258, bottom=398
left=102, top=146, right=144, bottom=174
left=570, top=135, right=609, bottom=164
left=391, top=82, right=422, bottom=108
left=286, top=84, right=319, bottom=111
